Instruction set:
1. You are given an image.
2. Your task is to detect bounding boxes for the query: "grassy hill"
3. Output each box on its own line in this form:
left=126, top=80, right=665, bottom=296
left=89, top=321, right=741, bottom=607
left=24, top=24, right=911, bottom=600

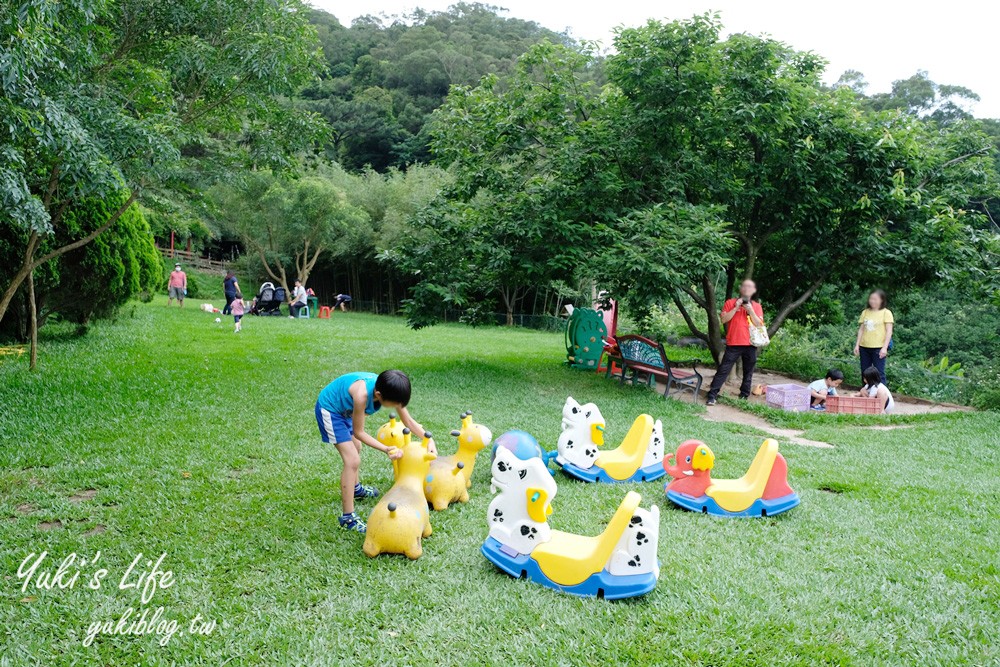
left=1, top=300, right=998, bottom=665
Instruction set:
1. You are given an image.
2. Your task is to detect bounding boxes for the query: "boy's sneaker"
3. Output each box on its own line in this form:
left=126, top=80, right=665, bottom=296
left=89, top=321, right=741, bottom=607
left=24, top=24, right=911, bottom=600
left=354, top=483, right=380, bottom=499
left=338, top=513, right=366, bottom=533
left=811, top=404, right=826, bottom=412
left=706, top=398, right=717, bottom=406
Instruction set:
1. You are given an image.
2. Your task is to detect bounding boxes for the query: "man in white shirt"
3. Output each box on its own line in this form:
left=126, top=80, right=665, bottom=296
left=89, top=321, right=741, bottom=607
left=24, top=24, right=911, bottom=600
left=290, top=280, right=308, bottom=318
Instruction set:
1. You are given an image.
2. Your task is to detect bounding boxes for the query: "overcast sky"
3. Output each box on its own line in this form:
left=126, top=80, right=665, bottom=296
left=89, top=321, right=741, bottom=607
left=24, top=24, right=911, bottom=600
left=311, top=0, right=999, bottom=118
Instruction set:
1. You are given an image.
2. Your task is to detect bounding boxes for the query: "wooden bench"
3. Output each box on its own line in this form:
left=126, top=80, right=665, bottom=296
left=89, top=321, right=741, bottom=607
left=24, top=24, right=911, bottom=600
left=609, top=335, right=703, bottom=402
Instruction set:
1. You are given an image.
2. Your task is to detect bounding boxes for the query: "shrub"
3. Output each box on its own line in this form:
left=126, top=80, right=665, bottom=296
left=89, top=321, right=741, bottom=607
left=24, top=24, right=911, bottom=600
left=0, top=193, right=163, bottom=340
left=758, top=322, right=862, bottom=385
left=968, top=359, right=1000, bottom=411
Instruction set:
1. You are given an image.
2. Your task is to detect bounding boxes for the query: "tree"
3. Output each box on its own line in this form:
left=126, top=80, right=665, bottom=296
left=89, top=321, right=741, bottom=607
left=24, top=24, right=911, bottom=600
left=210, top=173, right=369, bottom=291
left=0, top=0, right=327, bottom=349
left=407, top=15, right=998, bottom=359
left=398, top=42, right=622, bottom=327
left=598, top=17, right=998, bottom=361
left=300, top=3, right=574, bottom=170
left=864, top=71, right=980, bottom=124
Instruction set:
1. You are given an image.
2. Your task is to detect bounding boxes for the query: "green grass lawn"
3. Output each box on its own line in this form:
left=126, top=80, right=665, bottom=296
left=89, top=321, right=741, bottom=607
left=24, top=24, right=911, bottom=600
left=1, top=299, right=998, bottom=666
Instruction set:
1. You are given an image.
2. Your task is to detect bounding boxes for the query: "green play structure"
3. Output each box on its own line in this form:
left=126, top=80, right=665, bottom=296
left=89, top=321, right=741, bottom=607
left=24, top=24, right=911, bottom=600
left=565, top=307, right=608, bottom=370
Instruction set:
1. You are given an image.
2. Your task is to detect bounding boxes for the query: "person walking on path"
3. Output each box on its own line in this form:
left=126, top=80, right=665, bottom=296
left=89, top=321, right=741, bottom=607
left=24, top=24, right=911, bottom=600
left=222, top=271, right=240, bottom=315
left=167, top=263, right=187, bottom=308
left=705, top=279, right=765, bottom=406
left=854, top=289, right=894, bottom=385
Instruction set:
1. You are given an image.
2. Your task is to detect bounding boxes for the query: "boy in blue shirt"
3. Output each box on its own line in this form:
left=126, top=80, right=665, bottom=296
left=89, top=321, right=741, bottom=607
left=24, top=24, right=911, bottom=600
left=315, top=370, right=432, bottom=533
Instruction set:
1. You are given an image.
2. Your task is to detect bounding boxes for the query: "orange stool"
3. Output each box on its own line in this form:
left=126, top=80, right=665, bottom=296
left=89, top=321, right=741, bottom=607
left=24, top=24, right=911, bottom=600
left=318, top=306, right=332, bottom=319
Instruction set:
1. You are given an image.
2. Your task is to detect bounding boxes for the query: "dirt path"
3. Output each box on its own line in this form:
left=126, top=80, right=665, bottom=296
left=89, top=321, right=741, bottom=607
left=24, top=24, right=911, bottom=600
left=699, top=403, right=835, bottom=448
left=695, top=366, right=969, bottom=415
left=646, top=366, right=967, bottom=448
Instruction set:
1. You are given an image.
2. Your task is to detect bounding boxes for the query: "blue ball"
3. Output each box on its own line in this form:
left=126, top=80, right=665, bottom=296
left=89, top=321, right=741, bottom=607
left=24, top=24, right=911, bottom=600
left=491, top=429, right=544, bottom=463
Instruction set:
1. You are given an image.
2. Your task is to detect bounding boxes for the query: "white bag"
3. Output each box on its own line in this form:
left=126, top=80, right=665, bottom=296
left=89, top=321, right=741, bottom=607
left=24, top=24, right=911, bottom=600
left=748, top=316, right=770, bottom=348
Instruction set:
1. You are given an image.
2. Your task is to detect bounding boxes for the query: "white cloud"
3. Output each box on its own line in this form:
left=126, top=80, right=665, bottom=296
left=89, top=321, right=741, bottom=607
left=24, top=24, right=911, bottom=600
left=312, top=0, right=999, bottom=117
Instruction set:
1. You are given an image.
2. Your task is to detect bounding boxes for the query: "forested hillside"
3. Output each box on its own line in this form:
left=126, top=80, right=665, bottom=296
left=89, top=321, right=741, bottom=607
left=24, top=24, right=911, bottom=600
left=299, top=3, right=575, bottom=170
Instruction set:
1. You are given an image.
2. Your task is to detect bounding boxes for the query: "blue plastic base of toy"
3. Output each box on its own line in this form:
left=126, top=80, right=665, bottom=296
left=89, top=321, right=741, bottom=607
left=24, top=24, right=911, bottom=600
left=666, top=490, right=800, bottom=517
left=481, top=537, right=657, bottom=600
left=554, top=460, right=666, bottom=483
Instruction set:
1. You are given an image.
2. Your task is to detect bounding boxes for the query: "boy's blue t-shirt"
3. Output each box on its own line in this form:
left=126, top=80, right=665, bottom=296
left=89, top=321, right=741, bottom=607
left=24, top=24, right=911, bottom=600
left=317, top=372, right=381, bottom=416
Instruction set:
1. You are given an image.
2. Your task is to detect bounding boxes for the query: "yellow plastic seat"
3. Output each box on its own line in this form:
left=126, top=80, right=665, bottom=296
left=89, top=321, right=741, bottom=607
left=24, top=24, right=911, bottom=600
left=706, top=439, right=778, bottom=513
left=593, top=415, right=654, bottom=481
left=532, top=491, right=641, bottom=586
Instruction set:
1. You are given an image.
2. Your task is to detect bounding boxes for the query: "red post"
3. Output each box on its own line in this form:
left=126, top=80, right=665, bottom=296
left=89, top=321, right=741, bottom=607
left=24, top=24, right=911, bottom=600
left=170, top=230, right=175, bottom=257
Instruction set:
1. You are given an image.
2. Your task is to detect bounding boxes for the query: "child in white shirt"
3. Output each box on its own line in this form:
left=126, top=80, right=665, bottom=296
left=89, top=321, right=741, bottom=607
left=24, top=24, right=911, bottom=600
left=859, top=366, right=895, bottom=413
left=808, top=369, right=844, bottom=411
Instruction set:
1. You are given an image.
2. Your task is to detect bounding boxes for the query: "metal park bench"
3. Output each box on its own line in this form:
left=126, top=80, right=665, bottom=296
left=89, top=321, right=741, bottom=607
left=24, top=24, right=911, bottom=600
left=610, top=335, right=703, bottom=402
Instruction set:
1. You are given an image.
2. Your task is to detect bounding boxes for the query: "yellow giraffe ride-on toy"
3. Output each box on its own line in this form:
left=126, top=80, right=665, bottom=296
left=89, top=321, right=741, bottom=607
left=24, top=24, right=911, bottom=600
left=363, top=429, right=436, bottom=559
left=425, top=412, right=493, bottom=510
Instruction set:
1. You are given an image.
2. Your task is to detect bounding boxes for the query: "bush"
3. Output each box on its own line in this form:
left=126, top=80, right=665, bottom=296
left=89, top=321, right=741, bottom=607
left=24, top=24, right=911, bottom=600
left=618, top=304, right=702, bottom=345
left=0, top=193, right=163, bottom=341
left=891, top=289, right=1000, bottom=369
left=49, top=196, right=163, bottom=323
left=758, top=322, right=862, bottom=385
left=968, top=359, right=1000, bottom=411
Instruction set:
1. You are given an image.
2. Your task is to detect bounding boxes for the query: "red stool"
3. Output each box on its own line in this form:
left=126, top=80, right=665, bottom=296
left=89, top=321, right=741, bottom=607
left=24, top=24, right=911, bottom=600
left=318, top=306, right=332, bottom=319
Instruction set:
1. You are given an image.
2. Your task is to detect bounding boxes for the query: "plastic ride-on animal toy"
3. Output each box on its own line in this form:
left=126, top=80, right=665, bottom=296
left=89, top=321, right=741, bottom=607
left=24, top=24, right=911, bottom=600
left=424, top=411, right=493, bottom=510
left=482, top=448, right=660, bottom=599
left=551, top=397, right=665, bottom=483
left=663, top=438, right=799, bottom=517
left=363, top=429, right=436, bottom=559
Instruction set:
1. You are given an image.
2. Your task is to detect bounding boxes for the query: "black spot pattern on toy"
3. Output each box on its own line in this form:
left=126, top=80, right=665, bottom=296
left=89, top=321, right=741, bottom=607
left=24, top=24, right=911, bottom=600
left=630, top=515, right=643, bottom=526
left=572, top=406, right=579, bottom=414
left=628, top=555, right=642, bottom=567
left=585, top=448, right=596, bottom=457
left=565, top=440, right=574, bottom=449
left=497, top=461, right=509, bottom=473
left=635, top=531, right=648, bottom=545
left=520, top=525, right=537, bottom=539
left=493, top=509, right=504, bottom=523
left=517, top=469, right=527, bottom=480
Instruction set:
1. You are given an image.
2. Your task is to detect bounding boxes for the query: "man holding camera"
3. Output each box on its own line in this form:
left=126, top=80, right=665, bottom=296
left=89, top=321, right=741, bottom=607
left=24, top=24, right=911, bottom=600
left=705, top=279, right=764, bottom=406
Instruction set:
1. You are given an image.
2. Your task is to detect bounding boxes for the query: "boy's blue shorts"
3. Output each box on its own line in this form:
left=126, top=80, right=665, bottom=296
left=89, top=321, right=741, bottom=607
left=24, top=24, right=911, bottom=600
left=315, top=402, right=354, bottom=444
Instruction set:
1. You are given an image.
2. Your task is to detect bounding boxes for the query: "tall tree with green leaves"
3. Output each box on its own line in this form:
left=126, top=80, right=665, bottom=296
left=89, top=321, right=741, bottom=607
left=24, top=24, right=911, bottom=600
left=0, top=0, right=327, bottom=338
left=210, top=173, right=369, bottom=291
left=300, top=3, right=575, bottom=170
left=405, top=15, right=997, bottom=358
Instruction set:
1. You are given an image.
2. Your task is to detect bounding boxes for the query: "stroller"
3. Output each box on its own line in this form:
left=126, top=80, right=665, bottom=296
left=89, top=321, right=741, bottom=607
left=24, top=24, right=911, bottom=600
left=250, top=281, right=286, bottom=316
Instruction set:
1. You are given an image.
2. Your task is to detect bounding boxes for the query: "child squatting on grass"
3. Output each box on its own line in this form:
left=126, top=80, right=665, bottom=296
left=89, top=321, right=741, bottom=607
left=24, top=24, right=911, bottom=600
left=859, top=366, right=895, bottom=414
left=809, top=368, right=844, bottom=411
left=314, top=370, right=434, bottom=533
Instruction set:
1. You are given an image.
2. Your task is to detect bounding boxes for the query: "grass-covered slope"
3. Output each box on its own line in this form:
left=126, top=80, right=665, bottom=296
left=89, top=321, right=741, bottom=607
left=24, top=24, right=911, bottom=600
left=1, top=300, right=998, bottom=665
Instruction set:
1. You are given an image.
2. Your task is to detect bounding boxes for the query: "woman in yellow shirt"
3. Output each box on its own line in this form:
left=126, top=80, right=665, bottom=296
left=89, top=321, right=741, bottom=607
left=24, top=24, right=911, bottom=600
left=854, top=289, right=894, bottom=385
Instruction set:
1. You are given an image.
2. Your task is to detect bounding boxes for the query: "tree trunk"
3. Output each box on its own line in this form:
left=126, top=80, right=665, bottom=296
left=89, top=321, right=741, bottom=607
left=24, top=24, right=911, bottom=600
left=724, top=263, right=737, bottom=301
left=702, top=276, right=725, bottom=364
left=744, top=244, right=758, bottom=281
left=767, top=275, right=828, bottom=335
left=498, top=287, right=518, bottom=326
left=28, top=270, right=38, bottom=371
